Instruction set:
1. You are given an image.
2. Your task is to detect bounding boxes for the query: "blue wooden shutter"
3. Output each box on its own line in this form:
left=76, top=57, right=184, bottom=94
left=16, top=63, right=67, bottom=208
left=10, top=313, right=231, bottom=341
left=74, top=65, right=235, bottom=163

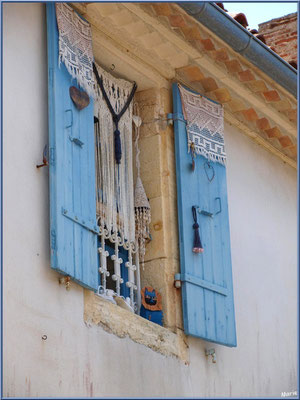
left=172, top=83, right=237, bottom=347
left=46, top=4, right=98, bottom=290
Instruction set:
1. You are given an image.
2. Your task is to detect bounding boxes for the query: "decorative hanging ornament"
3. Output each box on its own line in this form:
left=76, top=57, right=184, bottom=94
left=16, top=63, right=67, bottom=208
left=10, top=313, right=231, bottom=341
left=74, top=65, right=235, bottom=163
left=93, top=62, right=137, bottom=164
left=93, top=61, right=136, bottom=243
left=190, top=141, right=196, bottom=171
left=69, top=86, right=90, bottom=110
left=192, top=206, right=204, bottom=253
left=133, top=106, right=151, bottom=268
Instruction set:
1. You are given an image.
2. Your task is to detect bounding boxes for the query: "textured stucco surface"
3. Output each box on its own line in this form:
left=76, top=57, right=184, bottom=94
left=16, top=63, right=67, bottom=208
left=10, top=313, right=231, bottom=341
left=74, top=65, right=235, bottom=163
left=3, top=3, right=298, bottom=398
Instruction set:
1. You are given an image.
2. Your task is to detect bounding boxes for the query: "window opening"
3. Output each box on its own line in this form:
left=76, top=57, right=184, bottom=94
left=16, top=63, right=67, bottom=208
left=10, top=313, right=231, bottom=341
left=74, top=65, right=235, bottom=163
left=93, top=62, right=141, bottom=314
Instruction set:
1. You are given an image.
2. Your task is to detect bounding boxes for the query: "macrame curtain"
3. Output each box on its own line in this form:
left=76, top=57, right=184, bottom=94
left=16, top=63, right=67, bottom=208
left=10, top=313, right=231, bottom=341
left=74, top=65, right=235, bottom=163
left=94, top=62, right=135, bottom=244
left=55, top=3, right=95, bottom=97
left=178, top=84, right=226, bottom=165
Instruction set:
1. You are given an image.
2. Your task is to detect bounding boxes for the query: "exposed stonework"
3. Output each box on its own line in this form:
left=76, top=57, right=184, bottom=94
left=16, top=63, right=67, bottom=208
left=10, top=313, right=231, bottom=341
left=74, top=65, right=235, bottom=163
left=84, top=290, right=189, bottom=362
left=258, top=13, right=297, bottom=69
left=133, top=87, right=183, bottom=333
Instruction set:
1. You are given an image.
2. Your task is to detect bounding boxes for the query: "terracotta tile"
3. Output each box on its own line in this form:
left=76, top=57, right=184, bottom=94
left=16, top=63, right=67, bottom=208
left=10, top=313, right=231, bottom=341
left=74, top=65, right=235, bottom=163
left=201, top=38, right=215, bottom=51
left=152, top=4, right=172, bottom=16
left=246, top=80, right=268, bottom=92
left=180, top=26, right=202, bottom=41
left=224, top=59, right=243, bottom=73
left=241, top=108, right=259, bottom=121
left=283, top=145, right=297, bottom=159
left=263, top=90, right=281, bottom=102
left=238, top=70, right=255, bottom=82
left=213, top=48, right=229, bottom=62
left=213, top=88, right=231, bottom=103
left=227, top=99, right=245, bottom=112
left=168, top=14, right=186, bottom=28
left=278, top=135, right=294, bottom=148
left=265, top=127, right=281, bottom=138
left=272, top=99, right=292, bottom=112
left=177, top=65, right=205, bottom=82
left=229, top=12, right=248, bottom=28
left=191, top=39, right=205, bottom=52
left=204, top=91, right=218, bottom=103
left=200, top=77, right=218, bottom=92
left=256, top=118, right=271, bottom=130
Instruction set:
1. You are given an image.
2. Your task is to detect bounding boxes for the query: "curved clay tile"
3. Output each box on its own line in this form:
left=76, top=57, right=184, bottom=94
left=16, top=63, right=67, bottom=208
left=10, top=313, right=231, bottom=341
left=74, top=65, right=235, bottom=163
left=227, top=12, right=249, bottom=28
left=248, top=29, right=266, bottom=44
left=214, top=3, right=296, bottom=68
left=289, top=60, right=297, bottom=69
left=255, top=34, right=266, bottom=44
left=215, top=2, right=228, bottom=12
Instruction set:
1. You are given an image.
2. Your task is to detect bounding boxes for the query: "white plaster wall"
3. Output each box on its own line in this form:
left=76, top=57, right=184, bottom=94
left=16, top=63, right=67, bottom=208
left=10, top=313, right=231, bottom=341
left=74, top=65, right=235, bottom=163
left=185, top=123, right=298, bottom=398
left=3, top=3, right=297, bottom=398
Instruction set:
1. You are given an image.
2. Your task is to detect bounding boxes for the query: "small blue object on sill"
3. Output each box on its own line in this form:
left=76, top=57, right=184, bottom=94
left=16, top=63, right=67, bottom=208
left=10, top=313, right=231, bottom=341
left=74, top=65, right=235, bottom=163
left=140, top=287, right=163, bottom=326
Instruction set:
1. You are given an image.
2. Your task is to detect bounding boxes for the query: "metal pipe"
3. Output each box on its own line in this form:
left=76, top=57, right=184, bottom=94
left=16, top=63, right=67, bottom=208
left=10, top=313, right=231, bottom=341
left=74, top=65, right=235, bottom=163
left=179, top=2, right=297, bottom=98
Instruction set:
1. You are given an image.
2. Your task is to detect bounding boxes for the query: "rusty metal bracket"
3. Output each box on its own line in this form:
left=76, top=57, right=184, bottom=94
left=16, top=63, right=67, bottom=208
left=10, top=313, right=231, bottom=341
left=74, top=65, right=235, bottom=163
left=36, top=145, right=49, bottom=168
left=59, top=276, right=71, bottom=291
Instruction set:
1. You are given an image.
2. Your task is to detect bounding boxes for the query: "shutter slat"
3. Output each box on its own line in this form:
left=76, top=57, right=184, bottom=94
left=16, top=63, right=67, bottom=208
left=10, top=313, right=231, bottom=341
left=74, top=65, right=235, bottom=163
left=172, top=83, right=237, bottom=347
left=47, top=3, right=98, bottom=290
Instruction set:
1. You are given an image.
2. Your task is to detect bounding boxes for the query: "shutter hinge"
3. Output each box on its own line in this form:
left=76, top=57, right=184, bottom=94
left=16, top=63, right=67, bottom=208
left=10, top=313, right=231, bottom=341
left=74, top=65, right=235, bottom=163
left=174, top=273, right=182, bottom=288
left=50, top=148, right=55, bottom=166
left=167, top=113, right=186, bottom=125
left=174, top=273, right=228, bottom=296
left=51, top=229, right=56, bottom=250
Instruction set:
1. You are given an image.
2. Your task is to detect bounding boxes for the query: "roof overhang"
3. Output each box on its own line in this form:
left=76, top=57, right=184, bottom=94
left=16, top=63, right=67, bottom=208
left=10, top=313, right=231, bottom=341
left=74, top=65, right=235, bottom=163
left=71, top=2, right=297, bottom=168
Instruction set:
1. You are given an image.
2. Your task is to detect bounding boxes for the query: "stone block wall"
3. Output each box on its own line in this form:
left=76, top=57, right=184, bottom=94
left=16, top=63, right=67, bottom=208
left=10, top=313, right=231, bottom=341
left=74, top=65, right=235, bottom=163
left=258, top=13, right=297, bottom=68
left=134, top=87, right=183, bottom=333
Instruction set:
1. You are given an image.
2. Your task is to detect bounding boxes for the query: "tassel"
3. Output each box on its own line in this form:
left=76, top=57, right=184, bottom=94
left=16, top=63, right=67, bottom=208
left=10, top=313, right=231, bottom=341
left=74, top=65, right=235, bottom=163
left=114, top=128, right=122, bottom=164
left=192, top=206, right=204, bottom=253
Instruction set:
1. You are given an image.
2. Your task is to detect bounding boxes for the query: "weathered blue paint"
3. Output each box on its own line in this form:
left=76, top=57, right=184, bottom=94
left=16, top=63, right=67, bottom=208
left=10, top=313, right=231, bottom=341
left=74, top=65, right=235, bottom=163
left=172, top=83, right=237, bottom=347
left=47, top=4, right=98, bottom=290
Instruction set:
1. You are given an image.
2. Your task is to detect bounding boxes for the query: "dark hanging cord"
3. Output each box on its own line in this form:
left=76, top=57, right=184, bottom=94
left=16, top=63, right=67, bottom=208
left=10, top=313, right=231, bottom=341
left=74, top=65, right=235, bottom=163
left=192, top=206, right=204, bottom=253
left=93, top=62, right=137, bottom=164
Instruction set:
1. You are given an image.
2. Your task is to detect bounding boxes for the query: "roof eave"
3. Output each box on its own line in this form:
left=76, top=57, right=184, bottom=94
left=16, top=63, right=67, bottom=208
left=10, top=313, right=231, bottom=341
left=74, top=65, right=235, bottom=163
left=179, top=2, right=297, bottom=98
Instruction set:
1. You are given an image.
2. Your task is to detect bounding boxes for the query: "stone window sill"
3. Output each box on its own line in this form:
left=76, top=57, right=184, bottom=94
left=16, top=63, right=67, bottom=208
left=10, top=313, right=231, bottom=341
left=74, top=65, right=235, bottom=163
left=84, top=290, right=189, bottom=362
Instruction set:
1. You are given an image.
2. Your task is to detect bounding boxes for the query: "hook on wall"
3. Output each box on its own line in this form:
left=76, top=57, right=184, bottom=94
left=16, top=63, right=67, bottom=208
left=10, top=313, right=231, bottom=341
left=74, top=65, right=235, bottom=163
left=59, top=276, right=71, bottom=291
left=36, top=145, right=48, bottom=169
left=205, top=348, right=217, bottom=363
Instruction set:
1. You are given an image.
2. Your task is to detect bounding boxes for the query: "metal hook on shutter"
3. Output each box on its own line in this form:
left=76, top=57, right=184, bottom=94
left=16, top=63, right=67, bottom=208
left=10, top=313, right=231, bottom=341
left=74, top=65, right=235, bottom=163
left=199, top=209, right=214, bottom=218
left=197, top=198, right=222, bottom=217
left=65, top=109, right=73, bottom=128
left=215, top=197, right=222, bottom=215
left=69, top=136, right=84, bottom=147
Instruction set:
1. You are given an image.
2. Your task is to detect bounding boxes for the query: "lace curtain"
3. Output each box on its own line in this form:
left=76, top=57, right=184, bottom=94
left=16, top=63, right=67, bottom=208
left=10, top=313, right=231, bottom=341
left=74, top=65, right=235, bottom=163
left=94, top=62, right=135, bottom=244
left=178, top=84, right=226, bottom=165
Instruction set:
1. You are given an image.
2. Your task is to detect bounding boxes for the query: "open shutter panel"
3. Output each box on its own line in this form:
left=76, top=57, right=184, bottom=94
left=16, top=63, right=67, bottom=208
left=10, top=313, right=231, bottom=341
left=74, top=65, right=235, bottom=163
left=172, top=83, right=237, bottom=347
left=47, top=4, right=98, bottom=290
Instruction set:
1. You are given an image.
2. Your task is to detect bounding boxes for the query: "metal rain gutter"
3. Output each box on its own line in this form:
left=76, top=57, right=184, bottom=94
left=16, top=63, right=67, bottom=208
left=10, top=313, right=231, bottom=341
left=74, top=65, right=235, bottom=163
left=179, top=2, right=297, bottom=98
